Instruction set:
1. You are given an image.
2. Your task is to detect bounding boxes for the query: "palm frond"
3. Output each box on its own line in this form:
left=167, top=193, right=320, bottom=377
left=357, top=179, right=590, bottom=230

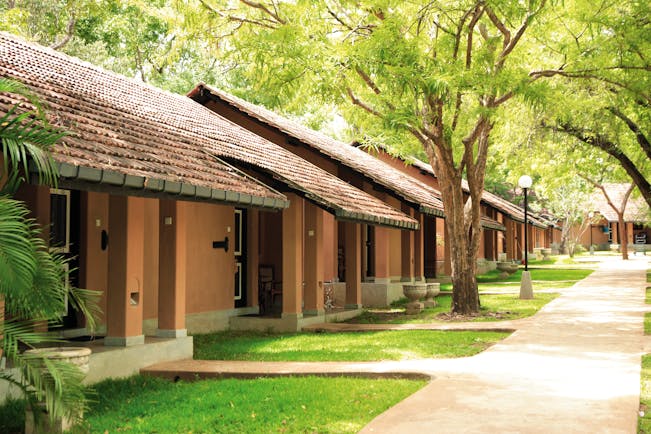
left=0, top=78, right=45, bottom=116
left=19, top=352, right=88, bottom=424
left=1, top=111, right=63, bottom=187
left=0, top=319, right=63, bottom=361
left=0, top=196, right=38, bottom=299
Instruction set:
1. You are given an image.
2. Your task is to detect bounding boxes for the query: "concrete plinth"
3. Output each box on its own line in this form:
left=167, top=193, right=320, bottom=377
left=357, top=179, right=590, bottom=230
left=405, top=302, right=424, bottom=315
left=519, top=271, right=533, bottom=299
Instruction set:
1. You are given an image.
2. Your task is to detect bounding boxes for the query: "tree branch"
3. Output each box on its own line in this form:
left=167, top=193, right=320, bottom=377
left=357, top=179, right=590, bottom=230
left=452, top=5, right=475, bottom=61
left=199, top=0, right=279, bottom=29
left=465, top=4, right=484, bottom=68
left=326, top=3, right=353, bottom=31
left=495, top=0, right=547, bottom=68
left=346, top=87, right=383, bottom=118
left=483, top=5, right=510, bottom=51
left=49, top=16, right=76, bottom=51
left=239, top=0, right=286, bottom=24
left=553, top=122, right=651, bottom=207
left=529, top=69, right=651, bottom=105
left=355, top=67, right=381, bottom=95
left=606, top=107, right=651, bottom=161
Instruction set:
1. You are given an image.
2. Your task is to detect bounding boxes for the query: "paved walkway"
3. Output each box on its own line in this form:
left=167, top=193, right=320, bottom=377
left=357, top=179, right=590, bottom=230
left=143, top=256, right=650, bottom=433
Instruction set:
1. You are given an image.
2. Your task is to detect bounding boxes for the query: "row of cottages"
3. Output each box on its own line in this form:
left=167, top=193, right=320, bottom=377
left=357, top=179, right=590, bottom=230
left=186, top=85, right=554, bottom=286
left=357, top=148, right=558, bottom=267
left=1, top=33, right=556, bottom=382
left=0, top=33, right=417, bottom=381
left=578, top=183, right=650, bottom=251
left=189, top=84, right=451, bottom=306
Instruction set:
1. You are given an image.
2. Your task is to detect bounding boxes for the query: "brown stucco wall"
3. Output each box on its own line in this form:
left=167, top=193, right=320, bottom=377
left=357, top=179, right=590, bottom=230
left=79, top=191, right=109, bottom=326
left=183, top=201, right=237, bottom=314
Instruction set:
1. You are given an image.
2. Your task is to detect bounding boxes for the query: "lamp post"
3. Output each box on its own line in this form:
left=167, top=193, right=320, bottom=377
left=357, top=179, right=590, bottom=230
left=518, top=175, right=533, bottom=299
left=588, top=211, right=594, bottom=255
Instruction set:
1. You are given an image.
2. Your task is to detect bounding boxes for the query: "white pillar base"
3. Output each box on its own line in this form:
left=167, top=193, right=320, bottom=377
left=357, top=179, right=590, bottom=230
left=519, top=271, right=534, bottom=299
left=104, top=335, right=145, bottom=347
left=156, top=329, right=188, bottom=338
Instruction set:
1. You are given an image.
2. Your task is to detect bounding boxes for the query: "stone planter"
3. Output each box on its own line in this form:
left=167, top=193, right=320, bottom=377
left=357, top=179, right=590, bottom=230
left=24, top=347, right=91, bottom=434
left=541, top=248, right=552, bottom=261
left=496, top=261, right=519, bottom=279
left=403, top=284, right=427, bottom=315
left=423, top=283, right=441, bottom=308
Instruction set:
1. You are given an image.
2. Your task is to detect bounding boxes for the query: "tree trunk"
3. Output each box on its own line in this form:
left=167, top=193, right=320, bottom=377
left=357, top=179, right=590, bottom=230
left=425, top=126, right=487, bottom=315
left=617, top=214, right=629, bottom=260
left=444, top=205, right=481, bottom=314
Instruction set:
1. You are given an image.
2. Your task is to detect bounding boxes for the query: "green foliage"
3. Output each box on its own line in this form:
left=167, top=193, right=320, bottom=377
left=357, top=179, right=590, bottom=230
left=193, top=329, right=508, bottom=361
left=81, top=375, right=425, bottom=434
left=0, top=78, right=100, bottom=428
left=0, top=397, right=26, bottom=434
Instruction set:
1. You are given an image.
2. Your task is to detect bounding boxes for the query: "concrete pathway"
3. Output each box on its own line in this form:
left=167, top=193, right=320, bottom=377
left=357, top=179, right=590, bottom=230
left=142, top=256, right=650, bottom=433
left=361, top=256, right=650, bottom=434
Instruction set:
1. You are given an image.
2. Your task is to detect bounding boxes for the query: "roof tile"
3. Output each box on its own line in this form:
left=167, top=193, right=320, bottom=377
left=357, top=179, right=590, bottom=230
left=193, top=84, right=445, bottom=217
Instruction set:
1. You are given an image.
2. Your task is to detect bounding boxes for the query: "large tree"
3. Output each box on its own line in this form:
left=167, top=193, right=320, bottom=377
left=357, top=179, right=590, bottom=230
left=197, top=0, right=549, bottom=314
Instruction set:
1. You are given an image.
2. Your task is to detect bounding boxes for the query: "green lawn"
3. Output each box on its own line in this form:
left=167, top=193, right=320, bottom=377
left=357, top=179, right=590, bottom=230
left=641, top=355, right=651, bottom=433
left=352, top=292, right=557, bottom=324
left=439, top=267, right=593, bottom=292
left=79, top=375, right=426, bottom=433
left=193, top=329, right=508, bottom=361
left=477, top=267, right=594, bottom=283
left=638, top=273, right=651, bottom=431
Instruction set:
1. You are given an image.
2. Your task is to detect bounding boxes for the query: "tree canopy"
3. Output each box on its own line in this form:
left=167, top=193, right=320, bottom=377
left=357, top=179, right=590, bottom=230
left=1, top=0, right=649, bottom=308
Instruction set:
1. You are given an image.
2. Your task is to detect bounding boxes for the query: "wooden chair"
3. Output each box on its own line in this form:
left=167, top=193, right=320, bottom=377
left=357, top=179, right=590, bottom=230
left=258, top=265, right=282, bottom=314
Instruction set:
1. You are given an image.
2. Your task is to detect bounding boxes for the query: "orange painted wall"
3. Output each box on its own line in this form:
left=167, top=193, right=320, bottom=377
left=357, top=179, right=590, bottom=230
left=323, top=211, right=337, bottom=281
left=79, top=191, right=109, bottom=326
left=183, top=201, right=237, bottom=315
left=142, top=199, right=160, bottom=320
left=386, top=196, right=402, bottom=278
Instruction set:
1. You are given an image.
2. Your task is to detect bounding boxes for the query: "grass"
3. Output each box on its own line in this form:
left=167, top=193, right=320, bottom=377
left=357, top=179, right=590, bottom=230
left=78, top=375, right=426, bottom=433
left=641, top=355, right=651, bottom=433
left=439, top=267, right=593, bottom=292
left=193, top=329, right=509, bottom=361
left=638, top=272, right=651, bottom=431
left=351, top=292, right=557, bottom=324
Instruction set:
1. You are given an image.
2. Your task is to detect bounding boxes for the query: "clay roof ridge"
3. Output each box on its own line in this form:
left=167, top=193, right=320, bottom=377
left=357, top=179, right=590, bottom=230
left=195, top=83, right=445, bottom=217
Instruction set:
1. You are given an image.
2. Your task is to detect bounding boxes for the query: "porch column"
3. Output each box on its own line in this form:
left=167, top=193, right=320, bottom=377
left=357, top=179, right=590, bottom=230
left=282, top=193, right=304, bottom=320
left=156, top=200, right=187, bottom=338
left=247, top=210, right=260, bottom=310
left=414, top=212, right=425, bottom=281
left=304, top=203, right=324, bottom=316
left=400, top=205, right=415, bottom=282
left=344, top=221, right=362, bottom=309
left=105, top=196, right=145, bottom=346
left=373, top=226, right=390, bottom=283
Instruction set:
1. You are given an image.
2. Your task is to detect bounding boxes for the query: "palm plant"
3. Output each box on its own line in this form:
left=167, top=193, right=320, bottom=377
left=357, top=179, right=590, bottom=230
left=0, top=78, right=100, bottom=427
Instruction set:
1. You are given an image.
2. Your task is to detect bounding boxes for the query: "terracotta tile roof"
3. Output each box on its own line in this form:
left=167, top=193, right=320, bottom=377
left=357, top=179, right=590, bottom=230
left=191, top=84, right=445, bottom=217
left=0, top=33, right=287, bottom=209
left=0, top=34, right=415, bottom=228
left=590, top=183, right=650, bottom=222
